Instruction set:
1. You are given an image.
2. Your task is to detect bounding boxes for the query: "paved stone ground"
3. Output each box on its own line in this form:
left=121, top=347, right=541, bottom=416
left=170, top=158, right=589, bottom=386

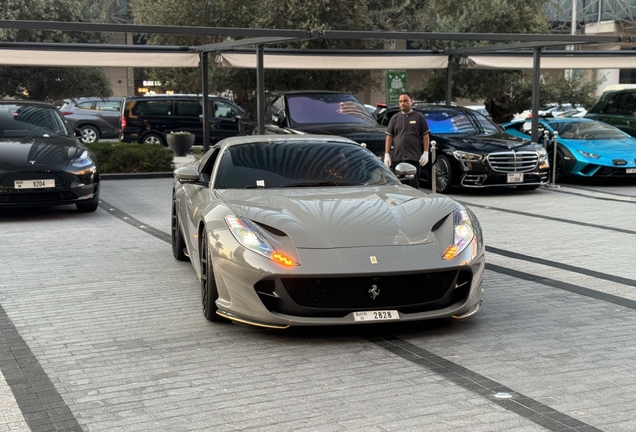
left=1, top=175, right=635, bottom=431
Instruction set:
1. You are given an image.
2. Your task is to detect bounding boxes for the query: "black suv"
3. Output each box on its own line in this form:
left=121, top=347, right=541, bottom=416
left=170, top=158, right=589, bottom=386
left=120, top=95, right=243, bottom=146
left=238, top=91, right=387, bottom=156
left=586, top=86, right=636, bottom=137
left=60, top=97, right=123, bottom=144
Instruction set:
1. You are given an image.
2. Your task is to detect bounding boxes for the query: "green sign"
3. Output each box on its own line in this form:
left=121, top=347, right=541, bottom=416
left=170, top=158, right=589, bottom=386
left=386, top=70, right=407, bottom=104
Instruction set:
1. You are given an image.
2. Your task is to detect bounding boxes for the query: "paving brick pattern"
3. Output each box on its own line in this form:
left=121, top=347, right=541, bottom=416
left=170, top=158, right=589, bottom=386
left=0, top=179, right=635, bottom=431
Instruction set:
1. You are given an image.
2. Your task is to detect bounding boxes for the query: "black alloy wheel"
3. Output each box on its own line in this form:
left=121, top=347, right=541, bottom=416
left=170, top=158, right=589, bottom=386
left=435, top=155, right=454, bottom=194
left=200, top=228, right=223, bottom=322
left=555, top=150, right=566, bottom=183
left=172, top=197, right=188, bottom=261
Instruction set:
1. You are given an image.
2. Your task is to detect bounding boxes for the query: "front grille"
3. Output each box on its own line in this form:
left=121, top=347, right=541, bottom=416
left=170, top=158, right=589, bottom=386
left=487, top=151, right=538, bottom=173
left=0, top=191, right=76, bottom=203
left=281, top=270, right=458, bottom=309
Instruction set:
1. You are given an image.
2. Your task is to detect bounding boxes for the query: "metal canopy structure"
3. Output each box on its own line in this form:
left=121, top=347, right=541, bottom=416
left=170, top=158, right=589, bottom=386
left=0, top=19, right=632, bottom=146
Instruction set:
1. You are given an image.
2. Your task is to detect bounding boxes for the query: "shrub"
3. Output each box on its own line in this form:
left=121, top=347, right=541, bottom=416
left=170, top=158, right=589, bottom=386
left=86, top=142, right=174, bottom=173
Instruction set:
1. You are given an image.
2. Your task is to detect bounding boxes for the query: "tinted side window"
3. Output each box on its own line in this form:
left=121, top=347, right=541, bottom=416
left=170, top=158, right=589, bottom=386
left=601, top=93, right=626, bottom=114
left=618, top=92, right=636, bottom=115
left=132, top=101, right=173, bottom=116
left=175, top=100, right=202, bottom=117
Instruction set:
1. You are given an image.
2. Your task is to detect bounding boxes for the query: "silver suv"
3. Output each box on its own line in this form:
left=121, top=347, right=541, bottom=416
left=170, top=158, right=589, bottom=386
left=60, top=97, right=123, bottom=143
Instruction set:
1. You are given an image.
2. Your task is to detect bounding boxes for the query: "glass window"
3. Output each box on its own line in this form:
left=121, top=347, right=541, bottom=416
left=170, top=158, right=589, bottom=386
left=601, top=93, right=626, bottom=114
left=213, top=101, right=238, bottom=119
left=618, top=92, right=636, bottom=115
left=286, top=94, right=377, bottom=127
left=76, top=101, right=94, bottom=110
left=132, top=100, right=172, bottom=116
left=0, top=105, right=70, bottom=138
left=548, top=120, right=629, bottom=140
left=422, top=110, right=480, bottom=134
left=214, top=141, right=399, bottom=189
left=97, top=101, right=121, bottom=111
left=175, top=100, right=202, bottom=117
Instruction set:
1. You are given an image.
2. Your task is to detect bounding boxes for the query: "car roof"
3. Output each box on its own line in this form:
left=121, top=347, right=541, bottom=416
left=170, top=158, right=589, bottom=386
left=213, top=134, right=361, bottom=150
left=267, top=90, right=356, bottom=96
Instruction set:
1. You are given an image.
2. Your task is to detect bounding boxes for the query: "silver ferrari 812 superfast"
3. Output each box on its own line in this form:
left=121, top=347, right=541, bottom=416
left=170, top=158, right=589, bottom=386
left=172, top=135, right=485, bottom=328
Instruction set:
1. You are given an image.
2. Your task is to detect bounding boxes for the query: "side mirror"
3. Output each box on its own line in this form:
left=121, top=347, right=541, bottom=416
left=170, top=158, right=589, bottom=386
left=271, top=114, right=285, bottom=126
left=394, top=162, right=417, bottom=177
left=174, top=166, right=202, bottom=184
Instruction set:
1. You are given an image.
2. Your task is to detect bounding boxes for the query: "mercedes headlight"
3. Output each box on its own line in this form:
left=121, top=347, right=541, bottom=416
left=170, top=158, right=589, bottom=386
left=577, top=150, right=601, bottom=159
left=71, top=150, right=94, bottom=168
left=452, top=151, right=483, bottom=162
left=225, top=216, right=295, bottom=266
left=443, top=208, right=475, bottom=260
left=537, top=147, right=548, bottom=160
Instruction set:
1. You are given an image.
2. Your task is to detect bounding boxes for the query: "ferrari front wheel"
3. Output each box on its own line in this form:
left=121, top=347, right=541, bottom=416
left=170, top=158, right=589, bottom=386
left=171, top=197, right=188, bottom=261
left=200, top=228, right=223, bottom=322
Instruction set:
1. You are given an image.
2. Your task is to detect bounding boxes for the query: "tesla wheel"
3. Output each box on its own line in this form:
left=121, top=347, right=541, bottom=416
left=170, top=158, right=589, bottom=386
left=172, top=197, right=188, bottom=261
left=76, top=201, right=99, bottom=213
left=200, top=228, right=223, bottom=322
left=79, top=126, right=99, bottom=144
left=142, top=133, right=165, bottom=146
left=435, top=155, right=454, bottom=194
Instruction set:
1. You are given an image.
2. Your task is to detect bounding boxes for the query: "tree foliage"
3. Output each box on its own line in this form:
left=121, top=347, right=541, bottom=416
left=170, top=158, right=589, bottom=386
left=0, top=0, right=113, bottom=100
left=131, top=0, right=389, bottom=106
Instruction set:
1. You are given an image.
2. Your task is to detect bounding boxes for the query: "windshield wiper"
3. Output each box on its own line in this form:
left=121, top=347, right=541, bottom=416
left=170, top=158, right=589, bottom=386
left=281, top=181, right=357, bottom=187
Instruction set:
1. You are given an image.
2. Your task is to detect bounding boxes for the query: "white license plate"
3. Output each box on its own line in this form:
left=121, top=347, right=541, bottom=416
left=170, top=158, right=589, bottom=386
left=14, top=179, right=55, bottom=189
left=507, top=173, right=524, bottom=183
left=627, top=168, right=636, bottom=174
left=353, top=310, right=399, bottom=322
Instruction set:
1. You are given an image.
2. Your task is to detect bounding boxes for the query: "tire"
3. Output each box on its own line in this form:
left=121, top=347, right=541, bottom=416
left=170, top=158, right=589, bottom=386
left=172, top=197, right=188, bottom=261
left=76, top=201, right=99, bottom=213
left=434, top=155, right=454, bottom=194
left=555, top=150, right=567, bottom=183
left=142, top=133, right=165, bottom=146
left=79, top=125, right=99, bottom=144
left=200, top=227, right=224, bottom=322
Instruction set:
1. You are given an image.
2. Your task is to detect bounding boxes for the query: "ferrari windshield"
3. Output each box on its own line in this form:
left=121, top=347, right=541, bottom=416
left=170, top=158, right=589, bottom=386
left=215, top=141, right=400, bottom=189
left=547, top=120, right=628, bottom=140
left=422, top=109, right=500, bottom=135
left=0, top=104, right=70, bottom=138
left=287, top=94, right=378, bottom=127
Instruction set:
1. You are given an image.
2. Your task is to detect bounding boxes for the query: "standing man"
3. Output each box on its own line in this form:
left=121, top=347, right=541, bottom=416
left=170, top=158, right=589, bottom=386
left=384, top=92, right=430, bottom=189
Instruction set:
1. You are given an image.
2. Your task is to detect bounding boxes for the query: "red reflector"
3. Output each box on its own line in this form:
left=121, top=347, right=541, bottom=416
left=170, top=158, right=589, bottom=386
left=60, top=111, right=72, bottom=116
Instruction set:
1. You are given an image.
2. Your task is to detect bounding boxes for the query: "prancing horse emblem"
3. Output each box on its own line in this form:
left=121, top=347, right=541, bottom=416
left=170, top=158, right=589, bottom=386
left=29, top=160, right=36, bottom=165
left=368, top=284, right=380, bottom=300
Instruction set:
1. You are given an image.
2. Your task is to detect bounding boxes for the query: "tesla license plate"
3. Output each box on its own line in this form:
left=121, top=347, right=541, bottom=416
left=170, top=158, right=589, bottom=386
left=353, top=310, right=399, bottom=322
left=507, top=173, right=523, bottom=183
left=627, top=168, right=636, bottom=174
left=14, top=179, right=55, bottom=189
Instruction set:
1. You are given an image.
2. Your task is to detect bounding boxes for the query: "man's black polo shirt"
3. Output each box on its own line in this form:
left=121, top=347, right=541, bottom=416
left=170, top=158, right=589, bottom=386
left=386, top=110, right=429, bottom=161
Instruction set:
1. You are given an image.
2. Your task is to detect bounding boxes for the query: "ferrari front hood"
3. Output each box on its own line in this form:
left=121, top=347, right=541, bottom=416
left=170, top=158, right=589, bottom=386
left=216, top=186, right=458, bottom=249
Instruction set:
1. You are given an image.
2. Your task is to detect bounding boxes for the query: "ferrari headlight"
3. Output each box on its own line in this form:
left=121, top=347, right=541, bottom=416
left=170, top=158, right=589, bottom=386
left=452, top=151, right=483, bottom=162
left=225, top=215, right=295, bottom=266
left=577, top=150, right=601, bottom=159
left=442, top=208, right=475, bottom=260
left=71, top=150, right=94, bottom=168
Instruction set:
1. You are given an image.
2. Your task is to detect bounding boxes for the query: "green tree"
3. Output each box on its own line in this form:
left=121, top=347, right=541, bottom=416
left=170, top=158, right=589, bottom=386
left=410, top=0, right=603, bottom=122
left=0, top=0, right=113, bottom=100
left=131, top=0, right=384, bottom=107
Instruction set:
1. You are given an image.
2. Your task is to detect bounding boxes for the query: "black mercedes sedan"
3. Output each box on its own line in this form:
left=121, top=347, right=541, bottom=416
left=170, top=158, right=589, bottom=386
left=238, top=91, right=388, bottom=157
left=376, top=106, right=550, bottom=193
left=0, top=101, right=100, bottom=212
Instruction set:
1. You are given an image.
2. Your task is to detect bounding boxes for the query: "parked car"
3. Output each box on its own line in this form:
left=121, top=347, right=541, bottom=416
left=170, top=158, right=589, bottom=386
left=238, top=91, right=387, bottom=157
left=120, top=95, right=243, bottom=146
left=376, top=106, right=550, bottom=192
left=60, top=97, right=123, bottom=144
left=502, top=118, right=636, bottom=181
left=586, top=87, right=636, bottom=137
left=463, top=105, right=490, bottom=117
left=171, top=135, right=484, bottom=326
left=0, top=101, right=100, bottom=212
